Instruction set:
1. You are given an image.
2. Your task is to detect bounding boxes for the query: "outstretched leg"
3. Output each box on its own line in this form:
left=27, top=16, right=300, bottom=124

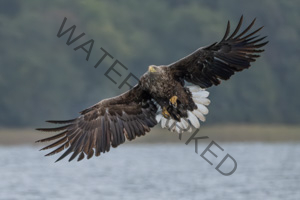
left=169, top=95, right=178, bottom=108
left=162, top=107, right=170, bottom=118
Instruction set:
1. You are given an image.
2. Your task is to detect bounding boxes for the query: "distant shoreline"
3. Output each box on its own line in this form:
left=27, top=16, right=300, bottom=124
left=0, top=124, right=300, bottom=146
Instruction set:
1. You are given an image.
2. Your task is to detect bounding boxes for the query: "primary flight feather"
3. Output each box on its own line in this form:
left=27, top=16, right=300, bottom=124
left=36, top=16, right=268, bottom=162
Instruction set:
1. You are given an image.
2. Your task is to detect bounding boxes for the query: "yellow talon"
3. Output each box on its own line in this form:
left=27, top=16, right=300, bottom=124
left=162, top=107, right=170, bottom=118
left=169, top=96, right=178, bottom=107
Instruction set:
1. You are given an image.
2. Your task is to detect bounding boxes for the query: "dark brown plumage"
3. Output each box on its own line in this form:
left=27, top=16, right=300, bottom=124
left=36, top=16, right=268, bottom=162
left=169, top=16, right=268, bottom=88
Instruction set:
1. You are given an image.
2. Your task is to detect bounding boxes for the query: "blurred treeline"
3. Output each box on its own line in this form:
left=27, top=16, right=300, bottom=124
left=0, top=0, right=299, bottom=127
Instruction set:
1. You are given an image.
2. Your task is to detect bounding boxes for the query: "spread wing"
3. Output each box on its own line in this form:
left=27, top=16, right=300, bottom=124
left=168, top=16, right=268, bottom=88
left=36, top=85, right=157, bottom=162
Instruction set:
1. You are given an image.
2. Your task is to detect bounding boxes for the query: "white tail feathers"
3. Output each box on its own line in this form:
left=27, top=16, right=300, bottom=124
left=195, top=103, right=209, bottom=115
left=193, top=97, right=210, bottom=106
left=155, top=86, right=210, bottom=133
left=188, top=111, right=200, bottom=128
left=192, top=109, right=206, bottom=122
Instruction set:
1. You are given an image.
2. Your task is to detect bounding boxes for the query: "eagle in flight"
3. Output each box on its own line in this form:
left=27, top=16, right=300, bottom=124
left=37, top=16, right=268, bottom=162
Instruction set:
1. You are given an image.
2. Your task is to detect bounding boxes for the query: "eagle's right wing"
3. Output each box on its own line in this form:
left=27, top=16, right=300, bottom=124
left=168, top=16, right=268, bottom=88
left=36, top=85, right=157, bottom=162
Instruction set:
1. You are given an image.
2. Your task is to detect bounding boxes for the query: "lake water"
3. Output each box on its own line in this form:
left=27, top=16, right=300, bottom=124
left=0, top=142, right=299, bottom=200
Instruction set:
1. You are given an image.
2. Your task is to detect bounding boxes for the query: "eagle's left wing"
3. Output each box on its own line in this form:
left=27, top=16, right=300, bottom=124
left=168, top=16, right=268, bottom=88
left=36, top=85, right=157, bottom=162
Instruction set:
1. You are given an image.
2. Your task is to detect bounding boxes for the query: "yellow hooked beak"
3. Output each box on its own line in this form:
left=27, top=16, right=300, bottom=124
left=148, top=65, right=156, bottom=73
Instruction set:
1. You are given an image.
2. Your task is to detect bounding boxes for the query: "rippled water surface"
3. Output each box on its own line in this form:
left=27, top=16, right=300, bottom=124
left=0, top=142, right=299, bottom=200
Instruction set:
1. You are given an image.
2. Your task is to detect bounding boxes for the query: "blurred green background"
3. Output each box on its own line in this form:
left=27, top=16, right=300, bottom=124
left=0, top=0, right=299, bottom=129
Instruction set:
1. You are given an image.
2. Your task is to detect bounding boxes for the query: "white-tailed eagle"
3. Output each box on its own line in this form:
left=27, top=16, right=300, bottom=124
left=36, top=16, right=268, bottom=162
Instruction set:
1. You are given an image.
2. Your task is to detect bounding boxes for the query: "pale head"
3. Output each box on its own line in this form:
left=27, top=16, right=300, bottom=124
left=148, top=65, right=158, bottom=73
